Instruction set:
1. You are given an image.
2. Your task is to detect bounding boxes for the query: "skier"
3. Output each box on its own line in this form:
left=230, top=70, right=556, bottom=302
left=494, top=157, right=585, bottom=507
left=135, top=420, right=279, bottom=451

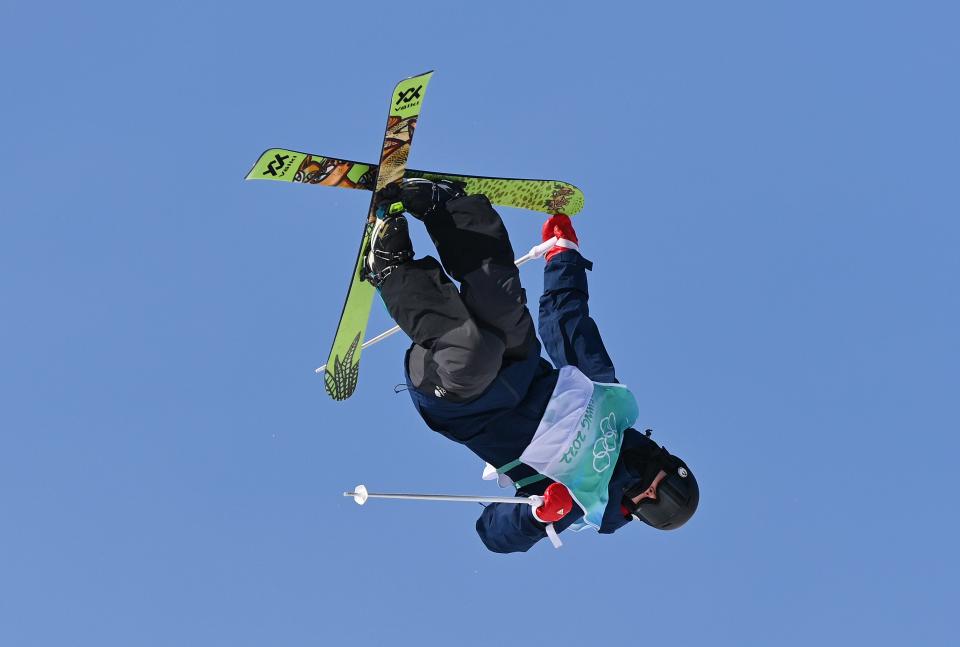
left=365, top=180, right=699, bottom=553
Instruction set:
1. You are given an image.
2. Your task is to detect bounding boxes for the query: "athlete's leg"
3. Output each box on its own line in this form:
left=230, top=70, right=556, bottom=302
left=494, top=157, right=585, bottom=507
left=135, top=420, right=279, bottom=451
left=422, top=194, right=534, bottom=358
left=379, top=256, right=504, bottom=401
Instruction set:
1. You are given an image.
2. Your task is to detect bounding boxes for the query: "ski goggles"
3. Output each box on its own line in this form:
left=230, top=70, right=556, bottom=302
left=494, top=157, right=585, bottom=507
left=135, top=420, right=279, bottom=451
left=623, top=469, right=668, bottom=520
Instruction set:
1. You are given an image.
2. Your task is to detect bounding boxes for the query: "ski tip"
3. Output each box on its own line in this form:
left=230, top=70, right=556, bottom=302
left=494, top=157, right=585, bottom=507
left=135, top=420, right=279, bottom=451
left=244, top=148, right=276, bottom=180
left=393, top=70, right=434, bottom=94
left=244, top=148, right=286, bottom=181
left=547, top=181, right=584, bottom=217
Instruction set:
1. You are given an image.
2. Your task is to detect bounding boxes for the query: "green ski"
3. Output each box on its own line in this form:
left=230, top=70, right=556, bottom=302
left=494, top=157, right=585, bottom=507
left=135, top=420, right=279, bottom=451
left=245, top=148, right=584, bottom=216
left=323, top=71, right=434, bottom=401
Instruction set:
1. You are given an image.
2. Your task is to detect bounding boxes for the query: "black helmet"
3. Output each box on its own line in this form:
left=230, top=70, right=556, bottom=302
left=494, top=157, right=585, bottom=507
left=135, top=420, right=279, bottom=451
left=620, top=432, right=699, bottom=530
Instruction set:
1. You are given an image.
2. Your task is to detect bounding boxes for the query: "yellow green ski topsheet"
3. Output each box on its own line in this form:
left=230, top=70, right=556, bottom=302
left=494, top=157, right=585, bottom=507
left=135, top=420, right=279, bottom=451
left=245, top=148, right=584, bottom=216
left=322, top=71, right=433, bottom=401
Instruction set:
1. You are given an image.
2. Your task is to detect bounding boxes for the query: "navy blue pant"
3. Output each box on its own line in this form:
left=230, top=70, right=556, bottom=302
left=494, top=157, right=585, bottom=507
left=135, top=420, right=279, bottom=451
left=538, top=251, right=617, bottom=383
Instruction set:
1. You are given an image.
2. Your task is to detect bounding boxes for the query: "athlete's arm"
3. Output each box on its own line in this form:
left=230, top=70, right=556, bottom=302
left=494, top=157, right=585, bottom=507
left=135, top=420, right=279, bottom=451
left=475, top=501, right=550, bottom=553
left=537, top=216, right=617, bottom=383
left=475, top=487, right=583, bottom=554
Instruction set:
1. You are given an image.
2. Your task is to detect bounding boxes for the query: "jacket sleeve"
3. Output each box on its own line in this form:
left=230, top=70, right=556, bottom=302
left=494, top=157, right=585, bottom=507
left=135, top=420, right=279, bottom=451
left=538, top=251, right=618, bottom=383
left=475, top=494, right=585, bottom=554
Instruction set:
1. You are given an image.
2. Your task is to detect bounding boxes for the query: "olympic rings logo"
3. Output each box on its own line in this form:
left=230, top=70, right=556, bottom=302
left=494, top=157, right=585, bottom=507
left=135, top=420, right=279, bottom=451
left=592, top=413, right=619, bottom=473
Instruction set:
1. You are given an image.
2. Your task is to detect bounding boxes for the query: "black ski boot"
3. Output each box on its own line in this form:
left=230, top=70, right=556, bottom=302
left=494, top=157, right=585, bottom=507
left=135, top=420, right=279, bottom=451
left=363, top=213, right=414, bottom=287
left=378, top=178, right=466, bottom=222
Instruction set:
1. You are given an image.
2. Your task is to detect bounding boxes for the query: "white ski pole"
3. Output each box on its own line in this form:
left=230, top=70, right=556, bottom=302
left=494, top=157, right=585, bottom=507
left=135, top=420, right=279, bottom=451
left=344, top=484, right=563, bottom=548
left=315, top=237, right=559, bottom=374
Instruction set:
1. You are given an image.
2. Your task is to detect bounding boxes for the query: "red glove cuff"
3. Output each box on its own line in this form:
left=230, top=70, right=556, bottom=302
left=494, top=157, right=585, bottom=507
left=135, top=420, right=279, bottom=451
left=542, top=214, right=579, bottom=261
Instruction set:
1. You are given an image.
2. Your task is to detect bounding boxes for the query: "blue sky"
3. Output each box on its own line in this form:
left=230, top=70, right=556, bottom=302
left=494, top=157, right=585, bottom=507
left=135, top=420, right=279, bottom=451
left=2, top=1, right=958, bottom=645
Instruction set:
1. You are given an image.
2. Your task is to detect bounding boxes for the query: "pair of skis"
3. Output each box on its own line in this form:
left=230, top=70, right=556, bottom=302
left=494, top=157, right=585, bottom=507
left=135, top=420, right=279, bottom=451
left=246, top=72, right=584, bottom=401
left=245, top=148, right=585, bottom=217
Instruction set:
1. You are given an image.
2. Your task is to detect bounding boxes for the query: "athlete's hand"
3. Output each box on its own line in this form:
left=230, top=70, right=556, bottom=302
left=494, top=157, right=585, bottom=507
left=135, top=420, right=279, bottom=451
left=533, top=483, right=574, bottom=523
left=541, top=213, right=580, bottom=261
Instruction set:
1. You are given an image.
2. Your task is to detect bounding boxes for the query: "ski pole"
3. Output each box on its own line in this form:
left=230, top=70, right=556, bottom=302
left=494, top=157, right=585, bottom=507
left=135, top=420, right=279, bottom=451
left=344, top=484, right=563, bottom=548
left=315, top=237, right=559, bottom=374
left=345, top=484, right=541, bottom=506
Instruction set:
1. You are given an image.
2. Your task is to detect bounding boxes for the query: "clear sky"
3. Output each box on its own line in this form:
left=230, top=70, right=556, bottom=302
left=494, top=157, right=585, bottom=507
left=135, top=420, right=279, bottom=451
left=2, top=1, right=958, bottom=645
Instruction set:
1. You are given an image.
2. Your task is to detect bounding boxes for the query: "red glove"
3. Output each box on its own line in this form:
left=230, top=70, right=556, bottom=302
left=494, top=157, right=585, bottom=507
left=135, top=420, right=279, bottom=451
left=533, top=483, right=574, bottom=523
left=541, top=213, right=580, bottom=262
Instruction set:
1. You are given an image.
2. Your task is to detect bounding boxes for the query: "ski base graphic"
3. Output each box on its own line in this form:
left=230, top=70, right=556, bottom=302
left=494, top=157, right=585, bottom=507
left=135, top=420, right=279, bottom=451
left=246, top=148, right=584, bottom=216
